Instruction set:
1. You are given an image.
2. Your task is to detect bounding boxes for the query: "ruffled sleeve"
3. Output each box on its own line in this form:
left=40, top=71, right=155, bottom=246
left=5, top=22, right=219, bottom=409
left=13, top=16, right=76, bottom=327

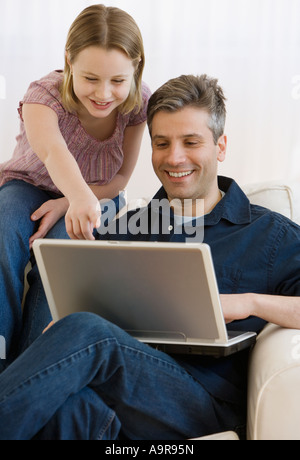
left=17, top=70, right=66, bottom=121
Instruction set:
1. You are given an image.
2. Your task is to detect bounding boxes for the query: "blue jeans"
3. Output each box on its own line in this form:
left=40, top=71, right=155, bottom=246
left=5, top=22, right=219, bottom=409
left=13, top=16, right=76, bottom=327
left=0, top=313, right=241, bottom=440
left=0, top=180, right=125, bottom=362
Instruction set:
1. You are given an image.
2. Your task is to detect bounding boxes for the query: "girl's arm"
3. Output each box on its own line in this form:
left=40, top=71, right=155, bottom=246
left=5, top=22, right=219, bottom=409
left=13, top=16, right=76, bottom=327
left=23, top=104, right=146, bottom=241
left=22, top=103, right=101, bottom=240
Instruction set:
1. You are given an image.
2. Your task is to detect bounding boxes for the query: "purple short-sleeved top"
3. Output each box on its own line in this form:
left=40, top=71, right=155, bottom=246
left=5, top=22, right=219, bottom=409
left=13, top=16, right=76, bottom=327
left=0, top=70, right=151, bottom=195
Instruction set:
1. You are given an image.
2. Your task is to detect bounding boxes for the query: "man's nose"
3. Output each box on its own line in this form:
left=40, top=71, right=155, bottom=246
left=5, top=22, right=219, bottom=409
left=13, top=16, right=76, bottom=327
left=166, top=143, right=186, bottom=165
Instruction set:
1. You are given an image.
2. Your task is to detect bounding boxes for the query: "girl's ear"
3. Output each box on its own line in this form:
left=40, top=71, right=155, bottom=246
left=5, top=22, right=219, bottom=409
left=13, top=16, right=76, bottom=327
left=65, top=51, right=72, bottom=71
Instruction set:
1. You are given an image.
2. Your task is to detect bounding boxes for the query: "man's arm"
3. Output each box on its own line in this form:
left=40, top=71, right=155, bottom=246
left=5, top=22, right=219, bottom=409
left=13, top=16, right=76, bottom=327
left=221, top=293, right=300, bottom=329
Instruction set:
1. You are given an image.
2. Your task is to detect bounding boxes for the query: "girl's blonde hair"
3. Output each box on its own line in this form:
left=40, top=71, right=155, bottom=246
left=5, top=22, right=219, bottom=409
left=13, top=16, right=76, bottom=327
left=61, top=4, right=145, bottom=114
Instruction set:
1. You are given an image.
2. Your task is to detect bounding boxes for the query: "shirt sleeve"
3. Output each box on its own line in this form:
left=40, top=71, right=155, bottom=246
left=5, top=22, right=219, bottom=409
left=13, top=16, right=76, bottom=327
left=127, top=81, right=152, bottom=127
left=18, top=71, right=65, bottom=121
left=271, top=217, right=300, bottom=296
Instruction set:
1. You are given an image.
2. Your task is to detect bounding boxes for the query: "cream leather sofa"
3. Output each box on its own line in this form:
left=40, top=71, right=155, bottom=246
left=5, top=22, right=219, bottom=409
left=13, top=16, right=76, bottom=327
left=23, top=180, right=300, bottom=440
left=243, top=181, right=300, bottom=441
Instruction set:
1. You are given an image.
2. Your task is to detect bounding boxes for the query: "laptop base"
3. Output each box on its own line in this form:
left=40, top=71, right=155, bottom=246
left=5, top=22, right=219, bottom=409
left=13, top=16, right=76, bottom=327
left=145, top=332, right=256, bottom=357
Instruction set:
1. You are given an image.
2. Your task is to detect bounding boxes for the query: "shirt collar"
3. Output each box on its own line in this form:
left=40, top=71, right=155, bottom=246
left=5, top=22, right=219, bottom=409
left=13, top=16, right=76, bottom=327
left=206, top=176, right=251, bottom=225
left=149, top=176, right=251, bottom=226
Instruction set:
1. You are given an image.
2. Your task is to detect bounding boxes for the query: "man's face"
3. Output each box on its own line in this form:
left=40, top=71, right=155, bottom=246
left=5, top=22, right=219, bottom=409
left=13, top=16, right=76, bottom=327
left=151, top=106, right=227, bottom=214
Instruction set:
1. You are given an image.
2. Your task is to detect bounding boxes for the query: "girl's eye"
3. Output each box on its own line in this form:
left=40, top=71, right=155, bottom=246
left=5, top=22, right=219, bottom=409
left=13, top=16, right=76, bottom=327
left=112, top=79, right=125, bottom=84
left=85, top=77, right=97, bottom=82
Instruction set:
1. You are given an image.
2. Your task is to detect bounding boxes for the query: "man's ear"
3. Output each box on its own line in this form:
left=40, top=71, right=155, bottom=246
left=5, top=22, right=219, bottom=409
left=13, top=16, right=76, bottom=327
left=217, top=134, right=227, bottom=163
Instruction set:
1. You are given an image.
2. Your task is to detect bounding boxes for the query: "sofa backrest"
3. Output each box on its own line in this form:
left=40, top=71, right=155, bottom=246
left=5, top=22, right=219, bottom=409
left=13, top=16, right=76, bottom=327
left=242, top=181, right=300, bottom=226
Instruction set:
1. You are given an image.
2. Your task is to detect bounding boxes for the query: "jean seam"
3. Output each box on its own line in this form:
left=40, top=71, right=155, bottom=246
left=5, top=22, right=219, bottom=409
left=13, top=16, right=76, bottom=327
left=0, top=338, right=117, bottom=403
left=96, top=410, right=117, bottom=440
left=0, top=336, right=191, bottom=405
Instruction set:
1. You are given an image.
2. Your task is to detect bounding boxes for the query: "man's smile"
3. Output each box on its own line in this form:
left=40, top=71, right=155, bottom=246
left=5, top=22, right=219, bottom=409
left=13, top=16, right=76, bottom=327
left=167, top=171, right=193, bottom=178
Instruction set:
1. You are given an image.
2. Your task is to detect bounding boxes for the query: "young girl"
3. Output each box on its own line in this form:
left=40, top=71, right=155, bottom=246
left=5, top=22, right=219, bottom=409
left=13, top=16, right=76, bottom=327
left=0, top=4, right=151, bottom=362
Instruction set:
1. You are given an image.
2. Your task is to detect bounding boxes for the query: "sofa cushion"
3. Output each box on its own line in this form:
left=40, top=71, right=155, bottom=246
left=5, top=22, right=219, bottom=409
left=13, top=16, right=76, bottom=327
left=242, top=181, right=300, bottom=225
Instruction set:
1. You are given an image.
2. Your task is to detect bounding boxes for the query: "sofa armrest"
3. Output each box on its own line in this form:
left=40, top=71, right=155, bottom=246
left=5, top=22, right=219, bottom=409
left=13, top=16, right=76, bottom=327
left=247, top=323, right=300, bottom=440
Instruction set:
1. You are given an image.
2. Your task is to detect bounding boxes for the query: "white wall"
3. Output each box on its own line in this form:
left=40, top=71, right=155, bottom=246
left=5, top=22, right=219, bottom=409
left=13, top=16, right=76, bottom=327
left=1, top=0, right=300, bottom=201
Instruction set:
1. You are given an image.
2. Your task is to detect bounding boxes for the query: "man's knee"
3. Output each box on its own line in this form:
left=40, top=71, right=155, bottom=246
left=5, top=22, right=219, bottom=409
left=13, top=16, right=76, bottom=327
left=52, top=313, right=115, bottom=342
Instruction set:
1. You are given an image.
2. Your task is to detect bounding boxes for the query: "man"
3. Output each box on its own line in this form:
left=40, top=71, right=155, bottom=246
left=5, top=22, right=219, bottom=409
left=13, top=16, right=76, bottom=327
left=0, top=75, right=300, bottom=440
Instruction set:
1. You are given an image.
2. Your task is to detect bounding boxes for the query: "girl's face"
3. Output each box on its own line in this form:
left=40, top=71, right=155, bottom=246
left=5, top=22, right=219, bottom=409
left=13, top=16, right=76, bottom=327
left=69, top=46, right=136, bottom=119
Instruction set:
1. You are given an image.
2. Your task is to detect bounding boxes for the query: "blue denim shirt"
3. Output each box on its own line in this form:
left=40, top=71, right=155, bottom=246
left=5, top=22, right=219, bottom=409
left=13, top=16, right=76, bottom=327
left=98, top=176, right=300, bottom=406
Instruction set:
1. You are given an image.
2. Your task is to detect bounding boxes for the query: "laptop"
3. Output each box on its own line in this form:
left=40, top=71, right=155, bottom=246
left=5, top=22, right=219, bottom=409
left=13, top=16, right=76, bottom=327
left=33, top=240, right=256, bottom=357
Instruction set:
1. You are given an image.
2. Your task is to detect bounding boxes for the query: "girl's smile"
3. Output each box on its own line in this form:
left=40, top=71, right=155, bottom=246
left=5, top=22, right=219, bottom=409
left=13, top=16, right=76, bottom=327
left=89, top=99, right=114, bottom=111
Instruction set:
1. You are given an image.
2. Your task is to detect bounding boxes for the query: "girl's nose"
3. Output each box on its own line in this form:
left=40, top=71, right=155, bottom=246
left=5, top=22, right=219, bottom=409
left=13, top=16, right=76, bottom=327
left=95, top=82, right=112, bottom=101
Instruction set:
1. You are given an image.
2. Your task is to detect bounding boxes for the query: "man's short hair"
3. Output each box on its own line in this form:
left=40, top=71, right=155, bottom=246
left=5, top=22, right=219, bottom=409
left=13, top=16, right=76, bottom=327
left=147, top=74, right=227, bottom=144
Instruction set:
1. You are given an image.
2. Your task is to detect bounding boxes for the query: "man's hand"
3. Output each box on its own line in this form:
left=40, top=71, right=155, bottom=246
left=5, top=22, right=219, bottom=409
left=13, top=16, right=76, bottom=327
left=220, top=293, right=300, bottom=329
left=220, top=293, right=253, bottom=324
